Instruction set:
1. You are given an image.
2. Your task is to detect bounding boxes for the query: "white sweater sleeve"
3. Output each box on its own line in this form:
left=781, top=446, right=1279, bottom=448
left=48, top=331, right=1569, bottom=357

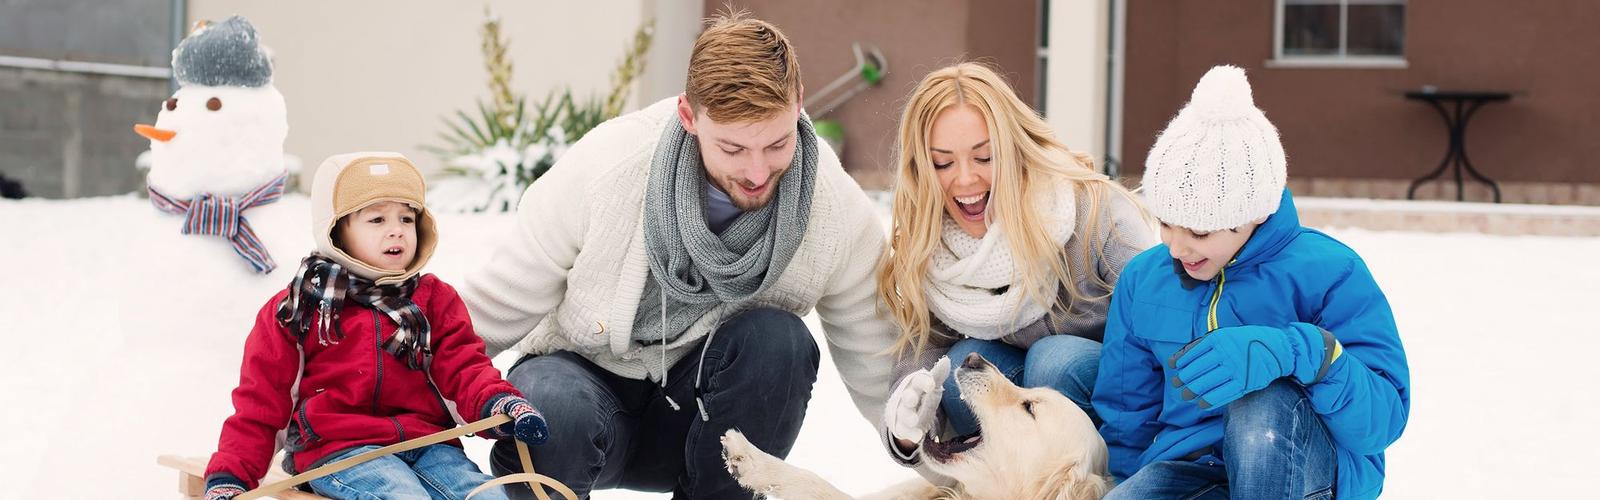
left=458, top=131, right=604, bottom=357
left=813, top=175, right=899, bottom=428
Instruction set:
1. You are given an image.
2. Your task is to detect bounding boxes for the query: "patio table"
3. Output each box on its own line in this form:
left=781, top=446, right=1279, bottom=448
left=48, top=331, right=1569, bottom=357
left=1403, top=89, right=1512, bottom=203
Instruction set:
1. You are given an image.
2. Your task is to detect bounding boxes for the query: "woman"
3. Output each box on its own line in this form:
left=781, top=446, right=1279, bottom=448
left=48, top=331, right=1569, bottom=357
left=876, top=63, right=1155, bottom=466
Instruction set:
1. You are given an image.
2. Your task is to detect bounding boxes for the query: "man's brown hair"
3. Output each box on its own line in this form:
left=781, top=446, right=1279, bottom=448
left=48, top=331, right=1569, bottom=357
left=684, top=9, right=802, bottom=122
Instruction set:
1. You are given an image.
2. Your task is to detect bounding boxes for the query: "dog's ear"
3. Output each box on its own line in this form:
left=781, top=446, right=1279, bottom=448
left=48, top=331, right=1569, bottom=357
left=1037, top=462, right=1114, bottom=500
left=1066, top=472, right=1113, bottom=500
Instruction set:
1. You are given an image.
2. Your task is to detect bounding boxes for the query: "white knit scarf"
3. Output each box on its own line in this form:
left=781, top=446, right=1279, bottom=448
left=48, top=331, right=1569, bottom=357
left=926, top=181, right=1076, bottom=340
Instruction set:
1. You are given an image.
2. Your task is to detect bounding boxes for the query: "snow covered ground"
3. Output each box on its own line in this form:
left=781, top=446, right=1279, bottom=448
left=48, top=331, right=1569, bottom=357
left=2, top=193, right=1597, bottom=498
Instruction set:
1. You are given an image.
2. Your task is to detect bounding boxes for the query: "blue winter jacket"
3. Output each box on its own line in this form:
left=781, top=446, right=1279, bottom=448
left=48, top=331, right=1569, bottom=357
left=1093, top=189, right=1410, bottom=499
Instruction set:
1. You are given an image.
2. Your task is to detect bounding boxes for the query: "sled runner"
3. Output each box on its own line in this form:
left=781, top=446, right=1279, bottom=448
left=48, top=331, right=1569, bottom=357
left=157, top=414, right=577, bottom=500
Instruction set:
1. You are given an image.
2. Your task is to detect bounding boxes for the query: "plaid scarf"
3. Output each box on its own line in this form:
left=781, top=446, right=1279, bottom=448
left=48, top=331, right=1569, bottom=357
left=148, top=173, right=287, bottom=274
left=276, top=254, right=432, bottom=370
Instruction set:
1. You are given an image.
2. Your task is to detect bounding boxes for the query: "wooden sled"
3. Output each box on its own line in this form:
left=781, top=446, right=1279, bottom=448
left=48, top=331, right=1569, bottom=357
left=157, top=415, right=577, bottom=500
left=156, top=454, right=322, bottom=499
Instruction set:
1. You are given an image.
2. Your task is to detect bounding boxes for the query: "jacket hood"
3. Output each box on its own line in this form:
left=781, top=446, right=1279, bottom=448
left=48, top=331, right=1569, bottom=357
left=1230, top=188, right=1299, bottom=270
left=310, top=152, right=437, bottom=284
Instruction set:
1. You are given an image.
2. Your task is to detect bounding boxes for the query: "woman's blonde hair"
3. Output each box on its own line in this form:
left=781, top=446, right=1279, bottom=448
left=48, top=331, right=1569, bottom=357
left=877, top=62, right=1142, bottom=356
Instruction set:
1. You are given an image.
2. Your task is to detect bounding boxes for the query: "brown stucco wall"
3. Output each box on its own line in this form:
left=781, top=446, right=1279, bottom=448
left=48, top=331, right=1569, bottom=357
left=702, top=1, right=1039, bottom=188
left=1123, top=0, right=1600, bottom=187
left=966, top=0, right=1041, bottom=107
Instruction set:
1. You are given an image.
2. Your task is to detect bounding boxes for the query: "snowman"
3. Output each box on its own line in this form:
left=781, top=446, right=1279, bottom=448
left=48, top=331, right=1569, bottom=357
left=134, top=16, right=292, bottom=274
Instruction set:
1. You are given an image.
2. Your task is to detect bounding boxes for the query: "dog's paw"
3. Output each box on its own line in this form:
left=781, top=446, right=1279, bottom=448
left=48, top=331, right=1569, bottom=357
left=721, top=429, right=778, bottom=492
left=720, top=430, right=759, bottom=479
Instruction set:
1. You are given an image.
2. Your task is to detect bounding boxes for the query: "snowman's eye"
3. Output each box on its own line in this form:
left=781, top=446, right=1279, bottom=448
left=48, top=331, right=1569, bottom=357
left=207, top=97, right=222, bottom=111
left=164, top=98, right=177, bottom=111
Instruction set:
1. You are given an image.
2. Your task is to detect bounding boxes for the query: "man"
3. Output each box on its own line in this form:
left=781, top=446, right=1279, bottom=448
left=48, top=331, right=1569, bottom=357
left=461, top=12, right=898, bottom=499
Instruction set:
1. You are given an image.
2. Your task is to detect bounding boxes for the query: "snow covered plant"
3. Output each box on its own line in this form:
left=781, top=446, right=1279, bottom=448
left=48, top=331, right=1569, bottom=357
left=427, top=10, right=653, bottom=213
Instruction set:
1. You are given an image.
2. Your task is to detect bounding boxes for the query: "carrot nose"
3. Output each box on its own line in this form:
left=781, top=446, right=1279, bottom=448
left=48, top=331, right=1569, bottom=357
left=134, top=124, right=176, bottom=142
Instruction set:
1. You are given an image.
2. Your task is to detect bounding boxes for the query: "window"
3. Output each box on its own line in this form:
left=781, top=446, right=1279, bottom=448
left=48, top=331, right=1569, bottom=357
left=1272, top=0, right=1406, bottom=67
left=0, top=0, right=174, bottom=67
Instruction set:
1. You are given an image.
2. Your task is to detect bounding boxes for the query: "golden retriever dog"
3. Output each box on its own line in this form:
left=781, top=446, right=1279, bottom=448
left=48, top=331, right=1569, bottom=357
left=721, top=353, right=1113, bottom=499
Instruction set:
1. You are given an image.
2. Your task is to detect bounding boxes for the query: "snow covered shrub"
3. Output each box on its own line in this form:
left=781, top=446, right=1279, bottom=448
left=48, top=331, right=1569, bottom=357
left=428, top=11, right=652, bottom=213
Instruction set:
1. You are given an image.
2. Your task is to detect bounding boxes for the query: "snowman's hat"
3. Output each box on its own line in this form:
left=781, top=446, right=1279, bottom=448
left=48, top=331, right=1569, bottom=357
left=173, top=15, right=273, bottom=88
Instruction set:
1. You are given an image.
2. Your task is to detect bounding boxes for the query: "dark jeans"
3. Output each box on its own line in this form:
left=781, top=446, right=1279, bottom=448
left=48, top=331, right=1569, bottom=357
left=1106, top=379, right=1337, bottom=500
left=490, top=308, right=820, bottom=499
left=940, top=335, right=1103, bottom=434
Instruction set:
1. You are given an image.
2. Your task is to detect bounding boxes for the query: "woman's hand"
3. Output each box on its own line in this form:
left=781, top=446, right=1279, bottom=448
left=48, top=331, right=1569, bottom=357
left=883, top=357, right=951, bottom=448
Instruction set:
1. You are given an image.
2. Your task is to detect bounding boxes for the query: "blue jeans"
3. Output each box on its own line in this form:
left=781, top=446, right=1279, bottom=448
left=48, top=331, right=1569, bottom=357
left=490, top=308, right=819, bottom=499
left=940, top=335, right=1102, bottom=435
left=1105, top=380, right=1337, bottom=500
left=307, top=443, right=506, bottom=500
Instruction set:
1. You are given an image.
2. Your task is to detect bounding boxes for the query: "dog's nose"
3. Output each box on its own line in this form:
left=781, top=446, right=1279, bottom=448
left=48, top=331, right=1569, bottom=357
left=962, top=352, right=989, bottom=370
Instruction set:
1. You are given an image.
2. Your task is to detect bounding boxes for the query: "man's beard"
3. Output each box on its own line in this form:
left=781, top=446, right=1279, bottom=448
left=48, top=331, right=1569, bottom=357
left=714, top=165, right=789, bottom=210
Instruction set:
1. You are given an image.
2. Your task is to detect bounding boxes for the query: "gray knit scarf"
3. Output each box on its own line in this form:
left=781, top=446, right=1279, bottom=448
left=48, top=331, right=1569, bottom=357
left=634, top=116, right=818, bottom=346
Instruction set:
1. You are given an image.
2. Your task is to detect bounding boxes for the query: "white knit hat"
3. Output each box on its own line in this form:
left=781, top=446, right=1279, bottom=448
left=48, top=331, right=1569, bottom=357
left=1142, top=65, right=1286, bottom=232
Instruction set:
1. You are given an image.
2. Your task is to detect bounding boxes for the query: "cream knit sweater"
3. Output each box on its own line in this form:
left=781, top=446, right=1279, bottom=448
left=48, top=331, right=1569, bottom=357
left=459, top=97, right=898, bottom=424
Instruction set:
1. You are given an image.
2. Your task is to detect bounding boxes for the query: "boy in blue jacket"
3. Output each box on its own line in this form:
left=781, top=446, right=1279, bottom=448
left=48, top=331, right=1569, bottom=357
left=1094, top=65, right=1410, bottom=499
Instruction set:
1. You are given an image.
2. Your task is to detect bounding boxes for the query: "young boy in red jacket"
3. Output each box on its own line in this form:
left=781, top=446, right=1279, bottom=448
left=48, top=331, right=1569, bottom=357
left=203, top=152, right=547, bottom=500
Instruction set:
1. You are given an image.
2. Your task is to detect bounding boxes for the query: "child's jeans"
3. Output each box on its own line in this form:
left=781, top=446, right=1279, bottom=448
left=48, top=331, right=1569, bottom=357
left=940, top=334, right=1102, bottom=435
left=308, top=443, right=507, bottom=500
left=1104, top=380, right=1337, bottom=500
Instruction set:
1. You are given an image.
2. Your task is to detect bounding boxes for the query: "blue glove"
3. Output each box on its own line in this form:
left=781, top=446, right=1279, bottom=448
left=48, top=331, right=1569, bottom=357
left=203, top=474, right=247, bottom=500
left=1168, top=324, right=1341, bottom=410
left=489, top=395, right=550, bottom=446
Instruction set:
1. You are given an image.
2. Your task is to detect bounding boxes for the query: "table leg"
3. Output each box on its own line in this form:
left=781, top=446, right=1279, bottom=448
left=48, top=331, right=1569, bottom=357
left=1456, top=100, right=1503, bottom=203
left=1408, top=97, right=1503, bottom=203
left=1408, top=99, right=1458, bottom=200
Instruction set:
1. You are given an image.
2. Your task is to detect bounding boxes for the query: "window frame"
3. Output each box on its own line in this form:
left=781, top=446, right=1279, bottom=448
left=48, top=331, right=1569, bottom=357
left=1269, top=0, right=1408, bottom=69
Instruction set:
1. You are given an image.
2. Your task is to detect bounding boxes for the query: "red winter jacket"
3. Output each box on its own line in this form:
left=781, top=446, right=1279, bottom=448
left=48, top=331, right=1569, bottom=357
left=205, top=274, right=519, bottom=488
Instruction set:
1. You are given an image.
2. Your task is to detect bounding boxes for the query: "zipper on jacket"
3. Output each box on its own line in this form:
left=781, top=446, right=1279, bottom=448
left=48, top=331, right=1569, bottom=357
left=1206, top=267, right=1227, bottom=333
left=372, top=312, right=384, bottom=415
left=297, top=402, right=320, bottom=443
left=389, top=416, right=405, bottom=441
left=419, top=353, right=453, bottom=426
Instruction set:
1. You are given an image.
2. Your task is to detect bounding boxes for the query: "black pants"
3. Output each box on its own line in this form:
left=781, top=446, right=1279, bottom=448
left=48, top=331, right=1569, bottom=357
left=491, top=308, right=820, bottom=499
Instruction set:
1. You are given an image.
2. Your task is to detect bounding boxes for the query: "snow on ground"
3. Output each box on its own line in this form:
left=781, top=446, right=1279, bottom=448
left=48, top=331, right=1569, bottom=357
left=2, top=193, right=1597, bottom=498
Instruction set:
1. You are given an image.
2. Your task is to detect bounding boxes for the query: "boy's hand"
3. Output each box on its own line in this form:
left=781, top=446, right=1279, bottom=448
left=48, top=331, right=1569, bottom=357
left=1168, top=324, right=1340, bottom=409
left=203, top=475, right=247, bottom=500
left=491, top=396, right=550, bottom=445
left=884, top=357, right=951, bottom=445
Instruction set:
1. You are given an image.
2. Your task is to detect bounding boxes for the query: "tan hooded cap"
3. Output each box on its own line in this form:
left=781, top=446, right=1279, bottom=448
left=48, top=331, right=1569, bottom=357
left=310, top=152, right=437, bottom=285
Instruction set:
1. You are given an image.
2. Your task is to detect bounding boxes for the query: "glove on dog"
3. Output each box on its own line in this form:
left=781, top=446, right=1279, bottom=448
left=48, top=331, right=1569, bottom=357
left=884, top=357, right=952, bottom=443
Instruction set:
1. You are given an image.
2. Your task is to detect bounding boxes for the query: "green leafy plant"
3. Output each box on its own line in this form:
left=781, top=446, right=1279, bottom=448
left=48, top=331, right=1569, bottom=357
left=427, top=9, right=653, bottom=212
